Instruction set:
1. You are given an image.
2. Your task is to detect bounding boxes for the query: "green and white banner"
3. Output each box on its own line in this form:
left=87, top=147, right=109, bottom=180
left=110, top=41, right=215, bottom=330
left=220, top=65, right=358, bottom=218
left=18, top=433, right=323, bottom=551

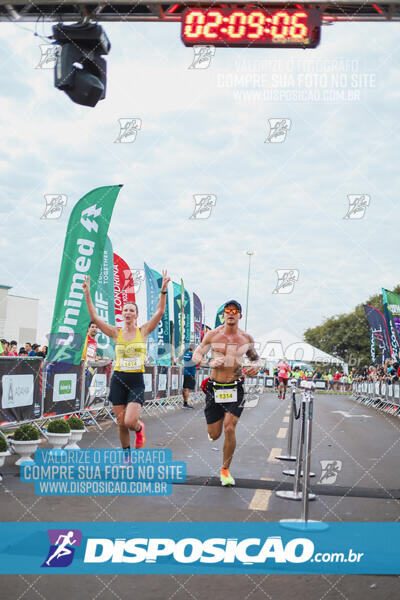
left=152, top=267, right=171, bottom=366
left=382, top=288, right=400, bottom=360
left=47, top=185, right=122, bottom=364
left=215, top=304, right=225, bottom=328
left=173, top=281, right=184, bottom=357
left=184, top=289, right=191, bottom=347
left=94, top=236, right=115, bottom=360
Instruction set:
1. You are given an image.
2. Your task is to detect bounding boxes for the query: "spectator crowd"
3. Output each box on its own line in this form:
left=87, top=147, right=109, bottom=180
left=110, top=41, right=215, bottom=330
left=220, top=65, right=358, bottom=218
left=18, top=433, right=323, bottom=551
left=353, top=359, right=400, bottom=384
left=0, top=340, right=47, bottom=358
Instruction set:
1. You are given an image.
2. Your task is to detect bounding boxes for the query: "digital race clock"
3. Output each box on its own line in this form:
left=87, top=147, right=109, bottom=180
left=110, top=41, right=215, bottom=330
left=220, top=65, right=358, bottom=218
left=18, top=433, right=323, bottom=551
left=181, top=8, right=321, bottom=49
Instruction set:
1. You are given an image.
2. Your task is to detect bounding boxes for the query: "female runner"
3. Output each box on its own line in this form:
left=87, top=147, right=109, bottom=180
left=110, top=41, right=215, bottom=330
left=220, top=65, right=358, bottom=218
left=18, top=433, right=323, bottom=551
left=82, top=270, right=170, bottom=449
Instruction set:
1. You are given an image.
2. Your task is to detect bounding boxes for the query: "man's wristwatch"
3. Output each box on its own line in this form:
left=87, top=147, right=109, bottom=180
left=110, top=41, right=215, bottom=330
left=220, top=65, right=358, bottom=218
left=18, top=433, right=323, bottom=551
left=161, top=291, right=167, bottom=295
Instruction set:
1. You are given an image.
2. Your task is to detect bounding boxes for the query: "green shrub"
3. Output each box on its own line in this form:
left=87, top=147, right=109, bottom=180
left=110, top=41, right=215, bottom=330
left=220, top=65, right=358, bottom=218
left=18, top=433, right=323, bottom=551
left=47, top=419, right=71, bottom=434
left=67, top=416, right=85, bottom=430
left=0, top=435, right=8, bottom=452
left=13, top=424, right=40, bottom=441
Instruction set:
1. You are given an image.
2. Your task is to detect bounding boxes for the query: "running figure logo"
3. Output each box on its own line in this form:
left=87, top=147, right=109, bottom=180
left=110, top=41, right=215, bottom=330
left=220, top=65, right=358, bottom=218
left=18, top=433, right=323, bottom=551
left=36, top=44, right=59, bottom=69
left=272, top=269, right=299, bottom=294
left=189, top=195, right=217, bottom=219
left=114, top=118, right=142, bottom=143
left=131, top=269, right=145, bottom=294
left=319, top=460, right=342, bottom=484
left=188, top=45, right=216, bottom=69
left=41, top=194, right=67, bottom=220
left=42, top=529, right=82, bottom=568
left=343, top=194, right=370, bottom=219
left=265, top=119, right=291, bottom=143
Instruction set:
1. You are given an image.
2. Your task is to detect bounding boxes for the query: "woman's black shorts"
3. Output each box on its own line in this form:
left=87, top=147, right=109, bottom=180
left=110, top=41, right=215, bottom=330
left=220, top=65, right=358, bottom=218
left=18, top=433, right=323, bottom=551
left=108, top=371, right=145, bottom=406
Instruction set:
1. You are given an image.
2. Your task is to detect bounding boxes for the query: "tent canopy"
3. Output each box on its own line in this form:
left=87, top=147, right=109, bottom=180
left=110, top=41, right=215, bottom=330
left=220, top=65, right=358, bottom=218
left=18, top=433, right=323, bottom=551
left=257, top=327, right=346, bottom=367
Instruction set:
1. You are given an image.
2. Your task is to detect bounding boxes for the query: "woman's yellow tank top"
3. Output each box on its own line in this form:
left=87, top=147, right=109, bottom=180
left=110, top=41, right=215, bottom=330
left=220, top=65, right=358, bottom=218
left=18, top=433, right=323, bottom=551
left=114, top=327, right=146, bottom=373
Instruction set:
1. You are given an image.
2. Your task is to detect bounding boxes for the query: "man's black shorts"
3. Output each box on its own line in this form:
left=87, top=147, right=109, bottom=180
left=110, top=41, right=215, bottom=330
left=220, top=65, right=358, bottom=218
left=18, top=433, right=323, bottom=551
left=204, top=379, right=244, bottom=424
left=183, top=374, right=196, bottom=390
left=108, top=371, right=145, bottom=406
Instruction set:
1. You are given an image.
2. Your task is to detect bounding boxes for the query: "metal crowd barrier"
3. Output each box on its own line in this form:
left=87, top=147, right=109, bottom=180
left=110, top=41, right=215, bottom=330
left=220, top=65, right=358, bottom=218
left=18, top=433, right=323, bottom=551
left=0, top=358, right=215, bottom=432
left=352, top=381, right=400, bottom=416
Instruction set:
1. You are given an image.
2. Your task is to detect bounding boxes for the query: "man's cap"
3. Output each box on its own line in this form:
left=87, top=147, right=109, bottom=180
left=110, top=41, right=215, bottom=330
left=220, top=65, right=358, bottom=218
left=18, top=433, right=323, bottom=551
left=32, top=344, right=40, bottom=349
left=224, top=300, right=242, bottom=313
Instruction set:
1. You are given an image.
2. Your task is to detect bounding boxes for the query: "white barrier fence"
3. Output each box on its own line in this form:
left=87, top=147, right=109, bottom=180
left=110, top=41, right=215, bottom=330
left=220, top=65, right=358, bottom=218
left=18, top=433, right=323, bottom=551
left=352, top=381, right=400, bottom=417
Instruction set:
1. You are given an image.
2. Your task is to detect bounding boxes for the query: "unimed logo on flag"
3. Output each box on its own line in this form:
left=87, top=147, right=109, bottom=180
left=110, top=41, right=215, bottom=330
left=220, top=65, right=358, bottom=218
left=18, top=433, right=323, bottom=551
left=53, top=374, right=77, bottom=402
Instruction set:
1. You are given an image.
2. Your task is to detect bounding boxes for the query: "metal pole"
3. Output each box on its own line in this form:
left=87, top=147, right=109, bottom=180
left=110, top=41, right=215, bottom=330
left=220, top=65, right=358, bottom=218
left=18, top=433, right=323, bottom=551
left=275, top=397, right=305, bottom=501
left=276, top=380, right=297, bottom=461
left=245, top=251, right=254, bottom=330
left=301, top=393, right=313, bottom=521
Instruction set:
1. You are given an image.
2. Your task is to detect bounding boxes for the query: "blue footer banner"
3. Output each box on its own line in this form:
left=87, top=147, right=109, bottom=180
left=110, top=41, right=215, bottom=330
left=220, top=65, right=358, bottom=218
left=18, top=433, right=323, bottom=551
left=0, top=522, right=398, bottom=574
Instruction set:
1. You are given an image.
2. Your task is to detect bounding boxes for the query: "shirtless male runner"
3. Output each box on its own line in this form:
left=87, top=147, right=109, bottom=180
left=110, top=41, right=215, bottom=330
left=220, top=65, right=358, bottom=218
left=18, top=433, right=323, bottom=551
left=192, top=300, right=260, bottom=486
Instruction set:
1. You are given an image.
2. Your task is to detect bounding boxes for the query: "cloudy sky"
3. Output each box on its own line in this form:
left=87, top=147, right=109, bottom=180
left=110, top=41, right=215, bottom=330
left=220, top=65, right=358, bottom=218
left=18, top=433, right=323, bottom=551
left=0, top=16, right=399, bottom=348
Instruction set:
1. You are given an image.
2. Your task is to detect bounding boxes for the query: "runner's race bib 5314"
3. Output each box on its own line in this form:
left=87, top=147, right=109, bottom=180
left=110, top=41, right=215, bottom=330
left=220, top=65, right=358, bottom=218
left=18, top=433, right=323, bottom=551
left=214, top=388, right=237, bottom=404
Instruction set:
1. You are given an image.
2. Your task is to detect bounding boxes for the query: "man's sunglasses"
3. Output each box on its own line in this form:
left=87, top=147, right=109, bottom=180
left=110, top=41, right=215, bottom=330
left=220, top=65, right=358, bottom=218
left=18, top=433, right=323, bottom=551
left=224, top=308, right=240, bottom=315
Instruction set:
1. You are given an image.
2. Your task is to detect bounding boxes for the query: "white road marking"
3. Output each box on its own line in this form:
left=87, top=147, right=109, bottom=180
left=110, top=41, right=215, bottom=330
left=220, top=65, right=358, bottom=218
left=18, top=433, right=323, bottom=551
left=249, top=478, right=274, bottom=511
left=331, top=411, right=372, bottom=418
left=268, top=448, right=282, bottom=463
left=277, top=427, right=287, bottom=438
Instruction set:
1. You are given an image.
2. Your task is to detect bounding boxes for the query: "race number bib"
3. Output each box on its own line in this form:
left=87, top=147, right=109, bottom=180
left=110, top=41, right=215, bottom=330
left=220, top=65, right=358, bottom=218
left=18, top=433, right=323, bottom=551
left=86, top=343, right=96, bottom=359
left=214, top=388, right=238, bottom=404
left=120, top=357, right=142, bottom=372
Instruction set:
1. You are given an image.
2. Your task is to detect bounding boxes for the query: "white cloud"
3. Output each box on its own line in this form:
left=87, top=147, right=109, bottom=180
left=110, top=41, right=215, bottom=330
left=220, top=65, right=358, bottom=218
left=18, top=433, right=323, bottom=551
left=0, top=20, right=398, bottom=350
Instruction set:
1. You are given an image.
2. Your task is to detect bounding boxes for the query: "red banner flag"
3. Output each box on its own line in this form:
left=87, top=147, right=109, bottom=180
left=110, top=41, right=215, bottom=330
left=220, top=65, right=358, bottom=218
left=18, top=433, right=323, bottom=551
left=113, top=253, right=135, bottom=327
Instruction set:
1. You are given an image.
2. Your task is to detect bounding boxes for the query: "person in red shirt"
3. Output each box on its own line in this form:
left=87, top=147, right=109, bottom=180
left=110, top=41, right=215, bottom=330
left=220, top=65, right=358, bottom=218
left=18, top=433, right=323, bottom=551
left=82, top=321, right=99, bottom=363
left=277, top=359, right=291, bottom=399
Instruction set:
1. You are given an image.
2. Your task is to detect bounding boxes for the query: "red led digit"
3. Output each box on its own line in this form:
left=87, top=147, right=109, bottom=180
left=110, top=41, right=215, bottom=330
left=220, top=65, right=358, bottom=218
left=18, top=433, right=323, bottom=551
left=289, top=12, right=309, bottom=39
left=184, top=10, right=206, bottom=39
left=271, top=11, right=291, bottom=39
left=203, top=10, right=223, bottom=39
left=247, top=11, right=265, bottom=39
left=227, top=11, right=247, bottom=39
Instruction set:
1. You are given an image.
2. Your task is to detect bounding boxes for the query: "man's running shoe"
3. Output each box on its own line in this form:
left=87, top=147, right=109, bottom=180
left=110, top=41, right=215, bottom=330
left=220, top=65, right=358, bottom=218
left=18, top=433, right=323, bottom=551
left=220, top=468, right=235, bottom=486
left=183, top=403, right=194, bottom=409
left=134, top=421, right=146, bottom=449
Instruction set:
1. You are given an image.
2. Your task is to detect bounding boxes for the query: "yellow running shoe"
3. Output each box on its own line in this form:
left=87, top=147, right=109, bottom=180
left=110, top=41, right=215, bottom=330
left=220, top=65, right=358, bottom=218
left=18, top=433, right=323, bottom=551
left=220, top=468, right=235, bottom=486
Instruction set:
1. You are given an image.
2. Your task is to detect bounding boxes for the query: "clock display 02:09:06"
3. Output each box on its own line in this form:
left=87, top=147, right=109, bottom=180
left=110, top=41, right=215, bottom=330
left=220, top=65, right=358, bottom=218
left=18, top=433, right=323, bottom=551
left=181, top=9, right=321, bottom=48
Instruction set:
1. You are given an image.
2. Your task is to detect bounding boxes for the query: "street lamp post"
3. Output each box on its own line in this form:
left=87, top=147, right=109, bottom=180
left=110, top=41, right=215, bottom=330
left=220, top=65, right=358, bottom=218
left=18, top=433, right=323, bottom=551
left=245, top=251, right=254, bottom=330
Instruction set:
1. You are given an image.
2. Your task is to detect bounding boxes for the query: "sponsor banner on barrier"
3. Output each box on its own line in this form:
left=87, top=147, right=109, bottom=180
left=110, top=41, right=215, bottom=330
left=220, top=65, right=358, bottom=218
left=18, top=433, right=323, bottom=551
left=314, top=380, right=327, bottom=389
left=143, top=365, right=156, bottom=402
left=0, top=357, right=42, bottom=422
left=156, top=366, right=169, bottom=399
left=169, top=367, right=181, bottom=395
left=43, top=361, right=84, bottom=415
left=0, top=522, right=398, bottom=575
left=84, top=361, right=111, bottom=407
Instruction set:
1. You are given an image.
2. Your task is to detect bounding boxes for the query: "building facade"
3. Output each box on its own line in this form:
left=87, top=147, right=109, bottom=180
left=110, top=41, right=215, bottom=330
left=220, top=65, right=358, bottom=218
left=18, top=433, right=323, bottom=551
left=0, top=285, right=39, bottom=345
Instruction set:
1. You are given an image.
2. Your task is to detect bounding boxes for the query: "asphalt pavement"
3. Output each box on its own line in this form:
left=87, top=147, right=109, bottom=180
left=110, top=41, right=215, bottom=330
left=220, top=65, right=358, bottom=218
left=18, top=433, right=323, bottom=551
left=1, top=389, right=399, bottom=599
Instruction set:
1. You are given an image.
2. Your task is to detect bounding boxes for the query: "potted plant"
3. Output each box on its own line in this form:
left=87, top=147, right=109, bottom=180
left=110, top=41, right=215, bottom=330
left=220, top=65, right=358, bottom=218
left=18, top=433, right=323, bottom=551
left=64, top=416, right=86, bottom=450
left=46, top=419, right=71, bottom=451
left=11, top=424, right=41, bottom=465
